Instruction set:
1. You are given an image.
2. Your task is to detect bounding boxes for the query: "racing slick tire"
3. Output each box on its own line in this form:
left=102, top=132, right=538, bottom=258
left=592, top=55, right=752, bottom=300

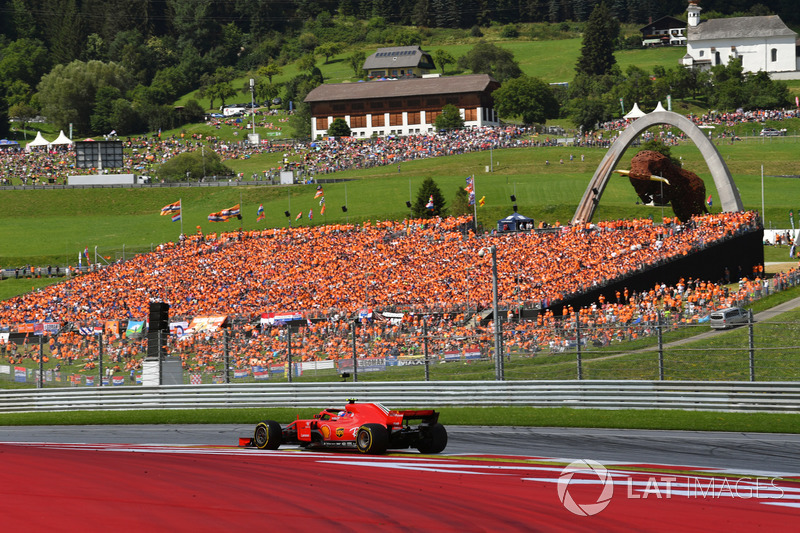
left=254, top=420, right=282, bottom=450
left=356, top=423, right=389, bottom=454
left=416, top=423, right=447, bottom=454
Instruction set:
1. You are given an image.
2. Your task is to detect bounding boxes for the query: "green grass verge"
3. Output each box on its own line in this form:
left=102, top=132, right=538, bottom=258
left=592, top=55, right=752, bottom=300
left=1, top=407, right=799, bottom=434
left=3, top=136, right=800, bottom=268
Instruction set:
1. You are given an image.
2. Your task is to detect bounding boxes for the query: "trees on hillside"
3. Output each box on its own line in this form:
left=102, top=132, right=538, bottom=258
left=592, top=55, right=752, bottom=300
left=37, top=60, right=131, bottom=133
left=412, top=177, right=447, bottom=218
left=575, top=2, right=619, bottom=77
left=457, top=42, right=522, bottom=82
left=492, top=75, right=560, bottom=125
left=434, top=104, right=465, bottom=131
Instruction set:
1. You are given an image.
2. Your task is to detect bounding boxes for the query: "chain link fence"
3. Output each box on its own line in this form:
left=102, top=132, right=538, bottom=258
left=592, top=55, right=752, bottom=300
left=3, top=270, right=799, bottom=388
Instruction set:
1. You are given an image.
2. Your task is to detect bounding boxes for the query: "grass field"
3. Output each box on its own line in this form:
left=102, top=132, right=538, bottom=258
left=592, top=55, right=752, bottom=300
left=2, top=133, right=799, bottom=268
left=1, top=406, right=800, bottom=433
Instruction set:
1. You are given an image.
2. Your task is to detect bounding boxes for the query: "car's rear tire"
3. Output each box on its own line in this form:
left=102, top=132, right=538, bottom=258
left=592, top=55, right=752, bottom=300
left=254, top=420, right=282, bottom=450
left=417, top=423, right=447, bottom=454
left=356, top=423, right=389, bottom=454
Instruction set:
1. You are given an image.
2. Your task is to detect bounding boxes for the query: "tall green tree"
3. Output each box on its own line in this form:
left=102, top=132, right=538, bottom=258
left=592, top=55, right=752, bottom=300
left=434, top=103, right=465, bottom=131
left=412, top=176, right=447, bottom=218
left=433, top=49, right=456, bottom=75
left=347, top=51, right=366, bottom=77
left=575, top=2, right=619, bottom=77
left=492, top=75, right=560, bottom=125
left=36, top=60, right=131, bottom=133
left=328, top=117, right=351, bottom=137
left=451, top=185, right=471, bottom=217
left=457, top=42, right=522, bottom=82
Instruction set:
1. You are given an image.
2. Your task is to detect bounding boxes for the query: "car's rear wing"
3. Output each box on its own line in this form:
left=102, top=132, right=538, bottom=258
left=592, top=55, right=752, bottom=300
left=396, top=409, right=439, bottom=424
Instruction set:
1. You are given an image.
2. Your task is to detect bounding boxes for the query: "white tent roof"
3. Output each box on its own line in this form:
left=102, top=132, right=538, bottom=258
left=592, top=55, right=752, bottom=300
left=26, top=131, right=50, bottom=148
left=624, top=102, right=646, bottom=119
left=653, top=101, right=667, bottom=113
left=51, top=130, right=73, bottom=145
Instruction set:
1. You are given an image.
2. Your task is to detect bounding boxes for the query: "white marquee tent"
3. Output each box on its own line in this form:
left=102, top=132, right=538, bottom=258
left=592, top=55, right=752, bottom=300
left=26, top=131, right=51, bottom=150
left=51, top=130, right=73, bottom=145
left=623, top=102, right=646, bottom=120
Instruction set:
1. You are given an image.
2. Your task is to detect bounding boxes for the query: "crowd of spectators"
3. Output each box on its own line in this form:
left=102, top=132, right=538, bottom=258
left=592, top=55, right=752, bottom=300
left=1, top=211, right=780, bottom=375
left=2, top=105, right=797, bottom=186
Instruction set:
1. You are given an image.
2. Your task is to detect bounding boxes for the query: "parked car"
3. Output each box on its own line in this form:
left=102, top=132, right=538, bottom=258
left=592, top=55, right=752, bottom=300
left=760, top=128, right=786, bottom=137
left=709, top=307, right=750, bottom=329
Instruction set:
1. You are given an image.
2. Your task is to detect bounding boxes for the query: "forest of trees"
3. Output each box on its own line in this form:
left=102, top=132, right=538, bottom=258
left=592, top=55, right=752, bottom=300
left=0, top=0, right=796, bottom=138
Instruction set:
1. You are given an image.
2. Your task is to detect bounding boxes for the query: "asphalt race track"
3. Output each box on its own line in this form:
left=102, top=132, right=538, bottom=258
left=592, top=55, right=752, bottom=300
left=2, top=425, right=800, bottom=531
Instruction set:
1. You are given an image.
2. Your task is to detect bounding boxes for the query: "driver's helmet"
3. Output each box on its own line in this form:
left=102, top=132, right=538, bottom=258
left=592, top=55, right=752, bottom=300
left=337, top=411, right=347, bottom=417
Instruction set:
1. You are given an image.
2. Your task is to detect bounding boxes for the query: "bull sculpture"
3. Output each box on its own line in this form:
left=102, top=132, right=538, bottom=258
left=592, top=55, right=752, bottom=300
left=614, top=150, right=708, bottom=222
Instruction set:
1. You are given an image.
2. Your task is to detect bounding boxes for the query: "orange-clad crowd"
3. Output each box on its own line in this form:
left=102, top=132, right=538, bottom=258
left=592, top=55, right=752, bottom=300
left=1, top=210, right=789, bottom=377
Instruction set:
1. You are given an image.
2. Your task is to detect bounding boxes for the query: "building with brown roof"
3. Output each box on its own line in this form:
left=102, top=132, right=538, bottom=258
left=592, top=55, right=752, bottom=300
left=303, top=74, right=501, bottom=139
left=361, top=46, right=436, bottom=79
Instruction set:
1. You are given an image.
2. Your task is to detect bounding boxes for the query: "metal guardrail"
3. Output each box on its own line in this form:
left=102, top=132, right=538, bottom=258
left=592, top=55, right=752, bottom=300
left=1, top=381, right=799, bottom=413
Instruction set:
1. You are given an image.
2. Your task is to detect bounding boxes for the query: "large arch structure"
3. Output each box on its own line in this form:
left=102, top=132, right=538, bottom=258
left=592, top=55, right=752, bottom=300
left=571, top=111, right=744, bottom=225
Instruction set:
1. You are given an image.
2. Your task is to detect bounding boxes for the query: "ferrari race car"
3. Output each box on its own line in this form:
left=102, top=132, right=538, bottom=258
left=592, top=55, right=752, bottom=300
left=242, top=400, right=447, bottom=454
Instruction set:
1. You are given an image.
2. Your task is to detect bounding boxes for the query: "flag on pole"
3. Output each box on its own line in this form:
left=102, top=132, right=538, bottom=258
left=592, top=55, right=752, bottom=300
left=220, top=204, right=241, bottom=218
left=295, top=212, right=302, bottom=221
left=479, top=196, right=486, bottom=207
left=208, top=212, right=228, bottom=222
left=256, top=204, right=265, bottom=222
left=308, top=208, right=313, bottom=220
left=83, top=247, right=90, bottom=263
left=171, top=210, right=181, bottom=222
left=426, top=195, right=434, bottom=210
left=706, top=194, right=712, bottom=206
left=314, top=186, right=324, bottom=199
left=160, top=200, right=181, bottom=215
left=320, top=203, right=326, bottom=215
left=466, top=176, right=475, bottom=206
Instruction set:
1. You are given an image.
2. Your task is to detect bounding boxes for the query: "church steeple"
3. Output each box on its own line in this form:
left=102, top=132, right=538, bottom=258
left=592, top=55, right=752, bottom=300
left=687, top=1, right=702, bottom=28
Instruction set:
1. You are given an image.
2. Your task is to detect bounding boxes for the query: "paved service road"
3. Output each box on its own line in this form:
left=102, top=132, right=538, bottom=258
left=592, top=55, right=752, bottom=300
left=4, top=424, right=800, bottom=476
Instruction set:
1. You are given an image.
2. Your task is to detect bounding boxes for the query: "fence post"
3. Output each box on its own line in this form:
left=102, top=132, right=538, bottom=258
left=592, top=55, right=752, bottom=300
left=748, top=310, right=755, bottom=382
left=353, top=319, right=358, bottom=383
left=576, top=312, right=582, bottom=380
left=38, top=335, right=44, bottom=389
left=287, top=325, right=293, bottom=383
left=224, top=328, right=230, bottom=384
left=97, top=333, right=103, bottom=387
left=423, top=315, right=430, bottom=382
left=657, top=311, right=664, bottom=380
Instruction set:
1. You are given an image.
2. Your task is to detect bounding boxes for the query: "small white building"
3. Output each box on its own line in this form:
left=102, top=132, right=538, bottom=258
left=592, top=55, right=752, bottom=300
left=680, top=1, right=799, bottom=78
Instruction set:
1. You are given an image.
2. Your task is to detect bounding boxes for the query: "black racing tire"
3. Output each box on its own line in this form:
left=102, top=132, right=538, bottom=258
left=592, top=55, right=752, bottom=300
left=417, top=423, right=447, bottom=454
left=254, top=420, right=282, bottom=450
left=356, top=423, right=389, bottom=454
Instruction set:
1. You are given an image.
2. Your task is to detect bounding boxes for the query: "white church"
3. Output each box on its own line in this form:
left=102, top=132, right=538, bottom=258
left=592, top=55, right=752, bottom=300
left=680, top=1, right=800, bottom=79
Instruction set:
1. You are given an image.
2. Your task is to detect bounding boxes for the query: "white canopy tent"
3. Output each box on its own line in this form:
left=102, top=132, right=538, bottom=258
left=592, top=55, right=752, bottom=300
left=51, top=130, right=73, bottom=145
left=26, top=131, right=50, bottom=150
left=623, top=102, right=646, bottom=120
left=652, top=101, right=667, bottom=113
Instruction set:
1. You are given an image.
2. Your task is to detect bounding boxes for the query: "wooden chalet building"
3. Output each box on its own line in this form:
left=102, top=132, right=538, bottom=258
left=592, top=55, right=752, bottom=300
left=303, top=74, right=501, bottom=139
left=640, top=16, right=686, bottom=46
left=361, top=46, right=436, bottom=79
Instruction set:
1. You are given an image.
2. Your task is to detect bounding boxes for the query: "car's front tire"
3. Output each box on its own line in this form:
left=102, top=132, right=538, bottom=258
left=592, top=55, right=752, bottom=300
left=417, top=423, right=447, bottom=454
left=254, top=420, right=282, bottom=450
left=356, top=423, right=389, bottom=454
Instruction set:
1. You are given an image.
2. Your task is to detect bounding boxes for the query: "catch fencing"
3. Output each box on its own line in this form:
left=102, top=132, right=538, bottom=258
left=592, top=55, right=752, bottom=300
left=1, top=380, right=799, bottom=414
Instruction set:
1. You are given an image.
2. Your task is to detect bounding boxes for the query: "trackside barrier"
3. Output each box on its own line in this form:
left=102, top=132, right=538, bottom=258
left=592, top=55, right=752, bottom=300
left=1, top=381, right=800, bottom=414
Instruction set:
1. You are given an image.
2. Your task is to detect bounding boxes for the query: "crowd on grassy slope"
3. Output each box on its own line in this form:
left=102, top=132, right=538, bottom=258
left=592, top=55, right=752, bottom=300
left=2, top=105, right=798, bottom=186
left=1, top=210, right=785, bottom=376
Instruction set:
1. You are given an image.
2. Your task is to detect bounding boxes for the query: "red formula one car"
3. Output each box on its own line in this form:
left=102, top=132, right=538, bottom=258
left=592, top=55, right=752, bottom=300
left=243, top=400, right=447, bottom=454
